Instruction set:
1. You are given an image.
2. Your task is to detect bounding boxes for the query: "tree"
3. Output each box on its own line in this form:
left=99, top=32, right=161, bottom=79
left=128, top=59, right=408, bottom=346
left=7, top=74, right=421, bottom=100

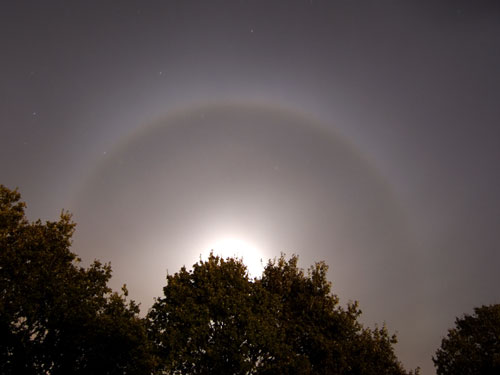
left=0, top=185, right=154, bottom=374
left=147, top=254, right=276, bottom=374
left=433, top=304, right=500, bottom=375
left=148, top=253, right=415, bottom=374
left=259, top=255, right=412, bottom=375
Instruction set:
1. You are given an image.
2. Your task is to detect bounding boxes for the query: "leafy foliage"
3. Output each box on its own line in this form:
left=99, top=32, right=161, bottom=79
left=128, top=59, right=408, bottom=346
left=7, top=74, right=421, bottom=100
left=433, top=304, right=500, bottom=375
left=147, top=255, right=272, bottom=374
left=259, top=255, right=412, bottom=375
left=0, top=185, right=154, bottom=374
left=148, top=253, right=414, bottom=374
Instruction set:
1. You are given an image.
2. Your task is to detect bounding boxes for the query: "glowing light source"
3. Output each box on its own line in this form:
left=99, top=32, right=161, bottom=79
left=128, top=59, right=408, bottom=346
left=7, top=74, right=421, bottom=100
left=201, top=237, right=265, bottom=278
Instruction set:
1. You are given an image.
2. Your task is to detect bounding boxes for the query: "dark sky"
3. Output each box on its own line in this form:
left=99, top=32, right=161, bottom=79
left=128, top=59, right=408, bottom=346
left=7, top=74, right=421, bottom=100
left=2, top=1, right=500, bottom=373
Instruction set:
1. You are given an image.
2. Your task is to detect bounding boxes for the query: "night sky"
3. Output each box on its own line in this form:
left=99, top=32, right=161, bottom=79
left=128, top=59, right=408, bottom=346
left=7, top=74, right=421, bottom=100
left=2, top=1, right=500, bottom=373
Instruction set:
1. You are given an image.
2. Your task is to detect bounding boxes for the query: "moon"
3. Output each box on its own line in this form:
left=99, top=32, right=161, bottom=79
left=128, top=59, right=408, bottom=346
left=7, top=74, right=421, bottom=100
left=202, top=237, right=265, bottom=278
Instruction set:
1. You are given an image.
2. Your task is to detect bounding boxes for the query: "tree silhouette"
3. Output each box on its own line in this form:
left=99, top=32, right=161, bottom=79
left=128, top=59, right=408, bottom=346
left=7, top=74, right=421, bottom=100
left=260, top=255, right=412, bottom=375
left=0, top=185, right=154, bottom=374
left=433, top=304, right=500, bottom=375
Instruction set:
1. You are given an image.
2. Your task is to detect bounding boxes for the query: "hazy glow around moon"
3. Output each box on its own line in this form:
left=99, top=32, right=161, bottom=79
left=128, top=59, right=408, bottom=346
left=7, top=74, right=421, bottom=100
left=72, top=103, right=416, bottom=343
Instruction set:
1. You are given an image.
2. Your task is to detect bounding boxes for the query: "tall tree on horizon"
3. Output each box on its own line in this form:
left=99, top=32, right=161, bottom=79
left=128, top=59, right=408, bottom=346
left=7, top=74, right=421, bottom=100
left=0, top=185, right=154, bottom=375
left=433, top=304, right=500, bottom=375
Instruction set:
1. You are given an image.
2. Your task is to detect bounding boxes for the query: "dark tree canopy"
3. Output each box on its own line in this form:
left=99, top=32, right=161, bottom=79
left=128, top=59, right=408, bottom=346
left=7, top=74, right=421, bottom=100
left=260, top=256, right=412, bottom=375
left=433, top=304, right=500, bottom=375
left=0, top=185, right=154, bottom=374
left=147, top=256, right=269, bottom=374
left=148, top=254, right=415, bottom=375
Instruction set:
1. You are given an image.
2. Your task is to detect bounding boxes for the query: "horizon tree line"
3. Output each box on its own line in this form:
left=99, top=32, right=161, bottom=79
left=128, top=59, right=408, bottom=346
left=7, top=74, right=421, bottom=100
left=1, top=185, right=497, bottom=374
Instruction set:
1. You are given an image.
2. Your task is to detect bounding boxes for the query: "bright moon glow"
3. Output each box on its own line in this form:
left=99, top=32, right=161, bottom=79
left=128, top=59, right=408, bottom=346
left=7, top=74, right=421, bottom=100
left=202, top=238, right=265, bottom=278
